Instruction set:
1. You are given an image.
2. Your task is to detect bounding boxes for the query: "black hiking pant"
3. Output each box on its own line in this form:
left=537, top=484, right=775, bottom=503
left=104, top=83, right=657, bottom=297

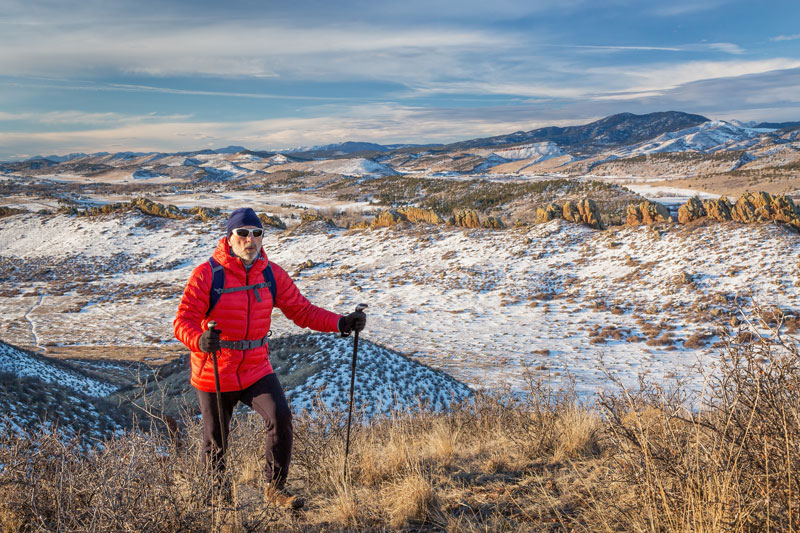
left=196, top=372, right=293, bottom=487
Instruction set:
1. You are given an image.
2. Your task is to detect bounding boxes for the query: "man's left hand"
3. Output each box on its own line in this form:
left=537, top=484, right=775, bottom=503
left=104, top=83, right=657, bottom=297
left=339, top=311, right=367, bottom=336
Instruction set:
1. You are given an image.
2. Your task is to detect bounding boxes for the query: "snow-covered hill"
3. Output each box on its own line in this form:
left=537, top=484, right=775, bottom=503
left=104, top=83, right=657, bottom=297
left=0, top=341, right=117, bottom=397
left=610, top=120, right=772, bottom=157
left=271, top=334, right=472, bottom=416
left=0, top=341, right=128, bottom=438
left=304, top=157, right=397, bottom=177
left=491, top=142, right=565, bottom=162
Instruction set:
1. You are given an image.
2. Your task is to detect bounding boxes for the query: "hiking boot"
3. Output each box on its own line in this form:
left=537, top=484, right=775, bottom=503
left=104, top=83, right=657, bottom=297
left=200, top=477, right=233, bottom=507
left=264, top=483, right=305, bottom=510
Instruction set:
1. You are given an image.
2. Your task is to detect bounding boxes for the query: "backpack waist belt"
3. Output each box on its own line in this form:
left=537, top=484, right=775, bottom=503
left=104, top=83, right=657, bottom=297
left=220, top=335, right=270, bottom=351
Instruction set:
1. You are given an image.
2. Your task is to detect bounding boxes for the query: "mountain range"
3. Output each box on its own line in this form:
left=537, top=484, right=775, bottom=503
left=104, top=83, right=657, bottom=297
left=1, top=111, right=798, bottom=215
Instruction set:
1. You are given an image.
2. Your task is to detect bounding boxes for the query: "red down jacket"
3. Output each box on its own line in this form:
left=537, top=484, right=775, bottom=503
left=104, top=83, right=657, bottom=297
left=174, top=237, right=342, bottom=392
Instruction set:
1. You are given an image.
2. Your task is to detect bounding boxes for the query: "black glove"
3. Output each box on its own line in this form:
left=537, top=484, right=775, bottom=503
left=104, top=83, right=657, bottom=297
left=338, top=311, right=367, bottom=337
left=199, top=327, right=221, bottom=353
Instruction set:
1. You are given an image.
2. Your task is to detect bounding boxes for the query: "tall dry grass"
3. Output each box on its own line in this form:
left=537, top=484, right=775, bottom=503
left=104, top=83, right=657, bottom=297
left=1, top=306, right=798, bottom=531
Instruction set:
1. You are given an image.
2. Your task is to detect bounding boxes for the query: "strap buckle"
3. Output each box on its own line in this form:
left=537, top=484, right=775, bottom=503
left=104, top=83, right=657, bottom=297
left=220, top=335, right=269, bottom=351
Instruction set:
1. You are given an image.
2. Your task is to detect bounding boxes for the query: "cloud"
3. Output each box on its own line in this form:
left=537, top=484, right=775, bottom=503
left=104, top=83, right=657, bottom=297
left=705, top=43, right=745, bottom=55
left=0, top=109, right=191, bottom=126
left=773, top=34, right=800, bottom=42
left=0, top=18, right=512, bottom=81
left=589, top=58, right=800, bottom=94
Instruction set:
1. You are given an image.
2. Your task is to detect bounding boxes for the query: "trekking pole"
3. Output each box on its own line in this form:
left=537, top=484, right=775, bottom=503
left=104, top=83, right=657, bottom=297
left=207, top=321, right=226, bottom=456
left=344, top=303, right=368, bottom=480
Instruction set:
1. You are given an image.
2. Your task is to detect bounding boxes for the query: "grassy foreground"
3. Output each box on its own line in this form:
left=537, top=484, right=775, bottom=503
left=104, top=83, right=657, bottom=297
left=1, top=314, right=799, bottom=532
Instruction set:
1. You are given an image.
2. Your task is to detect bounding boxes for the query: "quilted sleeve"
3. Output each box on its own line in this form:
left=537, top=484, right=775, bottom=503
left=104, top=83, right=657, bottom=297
left=174, top=262, right=213, bottom=352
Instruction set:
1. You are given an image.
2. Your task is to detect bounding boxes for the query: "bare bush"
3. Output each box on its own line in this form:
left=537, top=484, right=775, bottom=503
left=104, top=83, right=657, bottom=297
left=596, top=306, right=800, bottom=531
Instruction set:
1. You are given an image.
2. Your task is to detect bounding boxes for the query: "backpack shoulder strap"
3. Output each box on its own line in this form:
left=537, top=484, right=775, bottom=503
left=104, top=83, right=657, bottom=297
left=263, top=261, right=277, bottom=305
left=207, top=257, right=225, bottom=316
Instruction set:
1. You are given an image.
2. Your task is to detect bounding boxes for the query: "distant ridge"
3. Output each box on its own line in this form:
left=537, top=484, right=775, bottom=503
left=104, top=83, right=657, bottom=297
left=286, top=141, right=430, bottom=159
left=754, top=121, right=800, bottom=131
left=445, top=111, right=710, bottom=154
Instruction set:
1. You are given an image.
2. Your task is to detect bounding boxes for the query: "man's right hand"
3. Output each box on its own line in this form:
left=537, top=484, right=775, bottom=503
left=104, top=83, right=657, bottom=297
left=199, top=327, right=221, bottom=353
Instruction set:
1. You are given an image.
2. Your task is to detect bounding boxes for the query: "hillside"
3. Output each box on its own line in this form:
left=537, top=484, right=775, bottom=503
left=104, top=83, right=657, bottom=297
left=0, top=341, right=133, bottom=440
left=1, top=207, right=798, bottom=402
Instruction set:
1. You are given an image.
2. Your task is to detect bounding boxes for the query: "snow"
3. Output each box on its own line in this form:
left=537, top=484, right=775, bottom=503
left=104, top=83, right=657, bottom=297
left=0, top=342, right=118, bottom=397
left=612, top=120, right=769, bottom=157
left=621, top=185, right=721, bottom=209
left=275, top=334, right=472, bottom=416
left=492, top=142, right=565, bottom=162
left=2, top=211, right=797, bottom=400
left=304, top=158, right=396, bottom=177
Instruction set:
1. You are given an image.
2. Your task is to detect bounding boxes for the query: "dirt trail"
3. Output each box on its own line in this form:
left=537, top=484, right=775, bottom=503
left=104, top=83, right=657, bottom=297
left=24, top=293, right=44, bottom=352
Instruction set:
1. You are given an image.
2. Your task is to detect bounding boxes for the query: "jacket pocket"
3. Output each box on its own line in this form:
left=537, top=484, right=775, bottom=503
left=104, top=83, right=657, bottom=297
left=197, top=352, right=210, bottom=376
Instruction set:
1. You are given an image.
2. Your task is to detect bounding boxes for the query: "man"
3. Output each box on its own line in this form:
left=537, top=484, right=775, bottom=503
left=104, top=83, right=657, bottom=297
left=174, top=207, right=366, bottom=509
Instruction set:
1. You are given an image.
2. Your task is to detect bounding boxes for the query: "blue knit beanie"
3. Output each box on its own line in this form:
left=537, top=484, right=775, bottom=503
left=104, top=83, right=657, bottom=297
left=226, top=208, right=263, bottom=236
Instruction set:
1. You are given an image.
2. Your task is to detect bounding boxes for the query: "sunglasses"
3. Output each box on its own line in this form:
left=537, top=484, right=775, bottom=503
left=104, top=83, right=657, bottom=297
left=232, top=228, right=264, bottom=238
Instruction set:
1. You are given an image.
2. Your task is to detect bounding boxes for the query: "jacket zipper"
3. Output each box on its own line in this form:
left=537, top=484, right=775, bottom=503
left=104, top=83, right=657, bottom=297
left=235, top=263, right=251, bottom=389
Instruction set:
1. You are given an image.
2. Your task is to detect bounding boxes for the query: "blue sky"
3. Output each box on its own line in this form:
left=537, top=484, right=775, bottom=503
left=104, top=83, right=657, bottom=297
left=1, top=0, right=799, bottom=159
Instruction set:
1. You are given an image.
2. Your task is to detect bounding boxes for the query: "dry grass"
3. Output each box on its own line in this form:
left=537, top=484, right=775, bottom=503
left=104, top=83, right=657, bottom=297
left=1, top=308, right=799, bottom=531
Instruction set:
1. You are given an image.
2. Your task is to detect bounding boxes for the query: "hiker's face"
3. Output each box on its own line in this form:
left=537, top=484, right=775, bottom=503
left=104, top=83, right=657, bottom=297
left=228, top=226, right=262, bottom=265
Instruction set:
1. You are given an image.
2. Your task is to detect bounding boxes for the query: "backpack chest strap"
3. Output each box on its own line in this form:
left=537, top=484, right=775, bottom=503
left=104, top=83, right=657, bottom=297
left=214, top=282, right=273, bottom=302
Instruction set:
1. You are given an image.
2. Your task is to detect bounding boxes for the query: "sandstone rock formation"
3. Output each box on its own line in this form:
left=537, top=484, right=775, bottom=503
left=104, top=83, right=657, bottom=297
left=732, top=191, right=773, bottom=223
left=562, top=201, right=581, bottom=224
left=450, top=209, right=482, bottom=228
left=258, top=212, right=287, bottom=230
left=771, top=195, right=800, bottom=226
left=371, top=209, right=407, bottom=227
left=578, top=199, right=603, bottom=229
left=562, top=199, right=602, bottom=229
left=702, top=197, right=732, bottom=221
left=535, top=203, right=563, bottom=224
left=483, top=216, right=504, bottom=229
left=677, top=192, right=800, bottom=228
left=627, top=201, right=672, bottom=225
left=677, top=197, right=706, bottom=224
left=398, top=207, right=445, bottom=225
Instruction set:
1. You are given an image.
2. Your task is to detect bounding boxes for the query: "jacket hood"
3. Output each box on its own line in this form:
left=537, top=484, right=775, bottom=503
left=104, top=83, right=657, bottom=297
left=212, top=236, right=268, bottom=271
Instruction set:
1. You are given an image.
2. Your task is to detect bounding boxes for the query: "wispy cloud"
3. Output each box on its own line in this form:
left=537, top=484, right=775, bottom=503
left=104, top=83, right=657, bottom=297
left=0, top=110, right=191, bottom=125
left=706, top=43, right=745, bottom=55
left=0, top=20, right=511, bottom=81
left=567, top=42, right=745, bottom=55
left=590, top=59, right=800, bottom=94
left=772, top=34, right=800, bottom=41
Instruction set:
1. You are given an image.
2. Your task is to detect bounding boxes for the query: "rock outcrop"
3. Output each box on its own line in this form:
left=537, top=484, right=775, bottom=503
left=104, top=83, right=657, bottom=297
left=371, top=210, right=407, bottom=228
left=627, top=201, right=672, bottom=226
left=562, top=199, right=602, bottom=229
left=535, top=203, right=563, bottom=224
left=258, top=213, right=287, bottom=230
left=703, top=197, right=732, bottom=221
left=483, top=216, right=505, bottom=229
left=131, top=197, right=184, bottom=219
left=450, top=209, right=482, bottom=228
left=771, top=195, right=800, bottom=226
left=398, top=207, right=445, bottom=225
left=731, top=191, right=774, bottom=223
left=677, top=197, right=706, bottom=224
left=677, top=192, right=800, bottom=228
